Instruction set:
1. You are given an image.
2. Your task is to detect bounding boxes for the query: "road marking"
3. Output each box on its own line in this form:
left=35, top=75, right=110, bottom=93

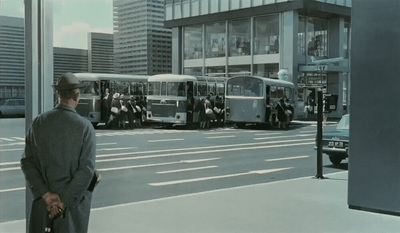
left=149, top=167, right=293, bottom=186
left=97, top=147, right=136, bottom=152
left=96, top=140, right=315, bottom=163
left=157, top=166, right=218, bottom=174
left=254, top=132, right=282, bottom=136
left=11, top=137, right=25, bottom=141
left=0, top=167, right=21, bottom=172
left=148, top=138, right=184, bottom=143
left=0, top=148, right=24, bottom=152
left=97, top=158, right=220, bottom=172
left=299, top=130, right=316, bottom=133
left=202, top=131, right=237, bottom=135
left=0, top=187, right=25, bottom=193
left=97, top=138, right=315, bottom=159
left=254, top=134, right=314, bottom=140
left=266, top=155, right=310, bottom=162
left=97, top=142, right=118, bottom=146
left=205, top=135, right=236, bottom=139
left=0, top=142, right=25, bottom=147
left=0, top=138, right=15, bottom=142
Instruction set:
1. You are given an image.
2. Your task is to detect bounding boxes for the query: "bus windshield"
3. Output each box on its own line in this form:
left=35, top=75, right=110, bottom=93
left=81, top=81, right=100, bottom=95
left=167, top=82, right=186, bottom=96
left=227, top=77, right=263, bottom=97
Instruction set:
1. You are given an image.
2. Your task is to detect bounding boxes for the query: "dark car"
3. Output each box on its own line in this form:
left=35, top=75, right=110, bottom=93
left=0, top=99, right=25, bottom=118
left=317, top=114, right=350, bottom=165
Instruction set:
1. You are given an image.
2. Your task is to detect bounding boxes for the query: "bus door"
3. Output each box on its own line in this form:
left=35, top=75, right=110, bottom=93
left=265, top=85, right=271, bottom=123
left=187, top=81, right=194, bottom=122
left=100, top=80, right=111, bottom=122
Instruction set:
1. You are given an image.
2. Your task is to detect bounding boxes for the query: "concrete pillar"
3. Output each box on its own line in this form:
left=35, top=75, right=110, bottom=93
left=172, top=27, right=183, bottom=74
left=348, top=0, right=400, bottom=216
left=24, top=0, right=53, bottom=231
left=327, top=17, right=345, bottom=118
left=281, top=11, right=299, bottom=117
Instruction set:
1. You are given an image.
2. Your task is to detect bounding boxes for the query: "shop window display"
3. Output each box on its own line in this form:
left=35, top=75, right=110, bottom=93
left=184, top=25, right=203, bottom=59
left=229, top=19, right=251, bottom=56
left=205, top=22, right=226, bottom=58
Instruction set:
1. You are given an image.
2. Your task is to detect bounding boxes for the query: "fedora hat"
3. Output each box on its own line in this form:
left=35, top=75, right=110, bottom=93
left=52, top=72, right=86, bottom=90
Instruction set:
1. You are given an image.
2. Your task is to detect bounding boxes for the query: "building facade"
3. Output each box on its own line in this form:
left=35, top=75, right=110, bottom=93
left=113, top=0, right=172, bottom=75
left=0, top=16, right=25, bottom=99
left=164, top=0, right=351, bottom=118
left=88, top=32, right=114, bottom=73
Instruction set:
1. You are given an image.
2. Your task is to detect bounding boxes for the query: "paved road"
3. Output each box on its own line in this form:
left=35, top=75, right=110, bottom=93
left=0, top=118, right=345, bottom=223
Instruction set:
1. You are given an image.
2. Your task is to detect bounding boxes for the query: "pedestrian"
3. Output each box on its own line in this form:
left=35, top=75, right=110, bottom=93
left=101, top=87, right=112, bottom=122
left=204, top=95, right=213, bottom=128
left=127, top=95, right=137, bottom=129
left=275, top=98, right=288, bottom=129
left=198, top=98, right=207, bottom=129
left=110, top=93, right=122, bottom=128
left=214, top=95, right=225, bottom=127
left=21, top=72, right=97, bottom=233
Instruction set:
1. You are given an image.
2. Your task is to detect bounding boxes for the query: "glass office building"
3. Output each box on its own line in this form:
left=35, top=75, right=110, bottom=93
left=164, top=0, right=351, bottom=118
left=114, top=0, right=172, bottom=75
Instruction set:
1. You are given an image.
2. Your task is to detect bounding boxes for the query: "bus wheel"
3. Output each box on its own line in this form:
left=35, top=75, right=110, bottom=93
left=92, top=123, right=98, bottom=129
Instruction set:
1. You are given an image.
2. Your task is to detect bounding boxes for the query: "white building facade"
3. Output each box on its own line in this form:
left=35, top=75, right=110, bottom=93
left=164, top=0, right=351, bottom=118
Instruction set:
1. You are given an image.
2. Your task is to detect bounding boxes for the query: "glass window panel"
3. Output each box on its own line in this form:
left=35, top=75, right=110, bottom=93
left=183, top=1, right=190, bottom=17
left=229, top=19, right=251, bottom=56
left=231, top=0, right=240, bottom=10
left=242, top=0, right=252, bottom=8
left=306, top=17, right=328, bottom=57
left=298, top=16, right=307, bottom=55
left=210, top=0, right=219, bottom=13
left=165, top=5, right=173, bottom=20
left=200, top=0, right=209, bottom=15
left=198, top=83, right=208, bottom=96
left=221, top=0, right=229, bottom=11
left=206, top=66, right=226, bottom=77
left=184, top=67, right=203, bottom=76
left=192, top=0, right=199, bottom=16
left=228, top=65, right=251, bottom=77
left=253, top=0, right=263, bottom=6
left=184, top=25, right=203, bottom=59
left=254, top=15, right=279, bottom=55
left=174, top=3, right=182, bottom=19
left=167, top=82, right=186, bottom=96
left=205, top=22, right=226, bottom=58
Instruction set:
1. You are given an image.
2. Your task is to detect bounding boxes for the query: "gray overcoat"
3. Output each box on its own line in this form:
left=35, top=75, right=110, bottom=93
left=21, top=104, right=96, bottom=233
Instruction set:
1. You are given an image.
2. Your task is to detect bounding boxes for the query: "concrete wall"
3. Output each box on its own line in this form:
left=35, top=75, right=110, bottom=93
left=348, top=0, right=400, bottom=215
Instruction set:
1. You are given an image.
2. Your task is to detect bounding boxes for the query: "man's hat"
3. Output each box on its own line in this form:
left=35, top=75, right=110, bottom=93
left=52, top=72, right=86, bottom=90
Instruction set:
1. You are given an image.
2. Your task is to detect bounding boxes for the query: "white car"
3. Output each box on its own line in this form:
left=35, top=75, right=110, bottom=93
left=0, top=99, right=25, bottom=117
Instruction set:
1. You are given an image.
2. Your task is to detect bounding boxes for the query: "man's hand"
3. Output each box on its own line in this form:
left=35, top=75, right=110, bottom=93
left=43, top=192, right=66, bottom=219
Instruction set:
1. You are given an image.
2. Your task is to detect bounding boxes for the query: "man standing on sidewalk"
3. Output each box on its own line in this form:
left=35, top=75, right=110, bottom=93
left=21, top=73, right=96, bottom=233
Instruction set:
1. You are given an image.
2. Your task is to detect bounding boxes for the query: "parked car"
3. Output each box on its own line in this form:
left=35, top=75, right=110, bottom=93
left=316, top=114, right=350, bottom=165
left=0, top=99, right=25, bottom=117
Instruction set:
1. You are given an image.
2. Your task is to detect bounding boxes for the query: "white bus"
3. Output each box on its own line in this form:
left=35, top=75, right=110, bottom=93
left=225, top=75, right=295, bottom=128
left=74, top=73, right=148, bottom=127
left=146, top=74, right=225, bottom=127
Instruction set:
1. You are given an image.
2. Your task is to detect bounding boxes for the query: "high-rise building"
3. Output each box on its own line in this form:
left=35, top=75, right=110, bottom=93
left=0, top=16, right=25, bottom=99
left=53, top=47, right=88, bottom=83
left=113, top=0, right=172, bottom=75
left=88, top=32, right=114, bottom=73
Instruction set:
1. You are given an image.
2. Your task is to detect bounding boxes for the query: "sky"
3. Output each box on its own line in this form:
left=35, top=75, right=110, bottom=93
left=0, top=0, right=113, bottom=49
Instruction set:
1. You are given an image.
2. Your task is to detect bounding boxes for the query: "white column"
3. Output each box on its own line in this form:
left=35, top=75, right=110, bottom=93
left=24, top=0, right=53, bottom=232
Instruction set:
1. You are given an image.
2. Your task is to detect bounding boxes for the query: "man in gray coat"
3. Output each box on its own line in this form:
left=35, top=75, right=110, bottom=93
left=21, top=72, right=96, bottom=233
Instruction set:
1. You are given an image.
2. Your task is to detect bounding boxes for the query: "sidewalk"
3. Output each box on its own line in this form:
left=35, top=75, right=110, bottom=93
left=2, top=171, right=400, bottom=233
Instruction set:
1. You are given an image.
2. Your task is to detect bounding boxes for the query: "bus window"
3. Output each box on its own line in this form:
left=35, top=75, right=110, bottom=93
left=81, top=81, right=100, bottom=95
left=216, top=83, right=224, bottom=96
left=285, top=87, right=292, bottom=99
left=270, top=86, right=277, bottom=98
left=198, top=83, right=207, bottom=96
left=148, top=82, right=160, bottom=95
left=161, top=82, right=167, bottom=96
left=276, top=87, right=285, bottom=98
left=131, top=82, right=144, bottom=95
left=244, top=79, right=262, bottom=97
left=194, top=83, right=198, bottom=96
left=167, top=82, right=186, bottom=96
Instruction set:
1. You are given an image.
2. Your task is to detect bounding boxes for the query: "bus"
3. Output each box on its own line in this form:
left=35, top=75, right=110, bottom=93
left=74, top=73, right=148, bottom=127
left=146, top=74, right=226, bottom=127
left=225, top=75, right=295, bottom=128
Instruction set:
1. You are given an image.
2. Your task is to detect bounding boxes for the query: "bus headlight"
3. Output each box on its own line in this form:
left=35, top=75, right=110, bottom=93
left=148, top=113, right=152, bottom=118
left=176, top=115, right=180, bottom=119
left=256, top=115, right=261, bottom=119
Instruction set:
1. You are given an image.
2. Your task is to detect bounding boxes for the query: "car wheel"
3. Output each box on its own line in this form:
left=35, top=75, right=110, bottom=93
left=329, top=155, right=343, bottom=165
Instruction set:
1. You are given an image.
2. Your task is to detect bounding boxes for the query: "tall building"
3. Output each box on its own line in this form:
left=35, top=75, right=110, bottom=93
left=53, top=47, right=88, bottom=83
left=0, top=16, right=25, bottom=99
left=113, top=0, right=172, bottom=75
left=164, top=0, right=351, bottom=119
left=88, top=32, right=114, bottom=73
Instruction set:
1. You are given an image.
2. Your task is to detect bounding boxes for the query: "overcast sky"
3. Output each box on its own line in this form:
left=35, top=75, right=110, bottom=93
left=0, top=0, right=113, bottom=49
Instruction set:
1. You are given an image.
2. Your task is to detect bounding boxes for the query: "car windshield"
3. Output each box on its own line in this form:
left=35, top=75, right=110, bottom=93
left=336, top=114, right=350, bottom=130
